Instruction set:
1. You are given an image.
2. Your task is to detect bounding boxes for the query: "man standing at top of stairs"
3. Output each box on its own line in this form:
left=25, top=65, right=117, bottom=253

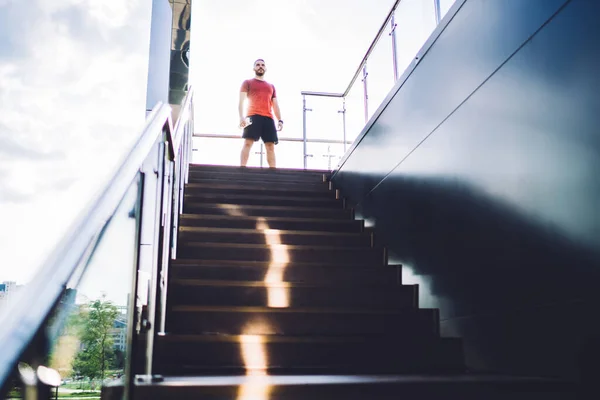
left=238, top=58, right=284, bottom=168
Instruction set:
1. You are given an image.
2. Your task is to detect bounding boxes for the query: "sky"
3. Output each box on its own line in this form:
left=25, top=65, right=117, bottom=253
left=189, top=0, right=455, bottom=168
left=0, top=0, right=456, bottom=300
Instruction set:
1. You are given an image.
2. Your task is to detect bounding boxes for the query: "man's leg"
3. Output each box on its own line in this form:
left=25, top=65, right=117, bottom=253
left=240, top=139, right=254, bottom=167
left=265, top=142, right=276, bottom=168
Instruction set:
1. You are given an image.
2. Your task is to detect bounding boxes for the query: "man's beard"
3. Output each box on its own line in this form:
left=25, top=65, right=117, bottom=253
left=255, top=70, right=265, bottom=76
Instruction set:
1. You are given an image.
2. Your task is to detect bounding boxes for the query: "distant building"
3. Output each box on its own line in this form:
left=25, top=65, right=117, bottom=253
left=111, top=316, right=128, bottom=352
left=0, top=281, right=23, bottom=310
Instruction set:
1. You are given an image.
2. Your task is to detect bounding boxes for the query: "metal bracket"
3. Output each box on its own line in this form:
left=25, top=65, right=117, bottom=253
left=135, top=374, right=164, bottom=384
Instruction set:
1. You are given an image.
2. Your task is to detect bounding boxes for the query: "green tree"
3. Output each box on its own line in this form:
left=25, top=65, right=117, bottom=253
left=72, top=298, right=119, bottom=381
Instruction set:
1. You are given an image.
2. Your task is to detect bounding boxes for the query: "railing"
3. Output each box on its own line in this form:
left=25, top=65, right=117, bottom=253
left=192, top=133, right=352, bottom=171
left=0, top=89, right=195, bottom=399
left=301, top=0, right=450, bottom=166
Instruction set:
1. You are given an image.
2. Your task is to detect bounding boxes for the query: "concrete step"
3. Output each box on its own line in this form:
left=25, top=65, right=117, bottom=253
left=176, top=242, right=387, bottom=266
left=178, top=226, right=371, bottom=247
left=182, top=202, right=353, bottom=220
left=168, top=279, right=418, bottom=309
left=169, top=260, right=402, bottom=286
left=166, top=306, right=440, bottom=337
left=104, top=374, right=578, bottom=400
left=184, top=191, right=342, bottom=209
left=184, top=182, right=335, bottom=198
left=154, top=334, right=465, bottom=376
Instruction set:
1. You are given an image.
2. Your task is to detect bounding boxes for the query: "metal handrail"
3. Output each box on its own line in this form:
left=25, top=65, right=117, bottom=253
left=299, top=0, right=445, bottom=169
left=300, top=91, right=344, bottom=98
left=0, top=85, right=195, bottom=393
left=302, top=0, right=403, bottom=99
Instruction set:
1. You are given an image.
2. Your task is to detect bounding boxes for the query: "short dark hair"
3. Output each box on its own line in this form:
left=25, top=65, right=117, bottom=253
left=254, top=58, right=265, bottom=65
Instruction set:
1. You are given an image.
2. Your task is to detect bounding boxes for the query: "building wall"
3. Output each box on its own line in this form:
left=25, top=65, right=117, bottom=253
left=332, top=0, right=600, bottom=380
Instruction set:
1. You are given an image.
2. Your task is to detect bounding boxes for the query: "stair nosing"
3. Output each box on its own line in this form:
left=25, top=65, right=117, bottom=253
left=178, top=241, right=379, bottom=251
left=170, top=259, right=401, bottom=268
left=185, top=182, right=331, bottom=191
left=178, top=226, right=365, bottom=237
left=189, top=164, right=330, bottom=173
left=157, top=333, right=447, bottom=344
left=184, top=193, right=339, bottom=203
left=134, top=374, right=575, bottom=387
left=180, top=213, right=357, bottom=224
left=170, top=305, right=429, bottom=315
left=169, top=278, right=411, bottom=289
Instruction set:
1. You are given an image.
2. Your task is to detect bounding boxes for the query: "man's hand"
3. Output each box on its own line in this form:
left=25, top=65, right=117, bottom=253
left=239, top=118, right=247, bottom=129
left=277, top=120, right=283, bottom=131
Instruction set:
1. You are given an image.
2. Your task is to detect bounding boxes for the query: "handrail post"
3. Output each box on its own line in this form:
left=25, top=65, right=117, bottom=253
left=434, top=0, right=442, bottom=25
left=362, top=64, right=369, bottom=123
left=338, top=98, right=347, bottom=153
left=302, top=95, right=312, bottom=169
left=260, top=143, right=264, bottom=168
left=390, top=12, right=399, bottom=82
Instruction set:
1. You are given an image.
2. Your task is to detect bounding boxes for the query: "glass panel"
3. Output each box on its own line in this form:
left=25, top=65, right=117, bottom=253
left=306, top=142, right=345, bottom=171
left=394, top=0, right=437, bottom=77
left=344, top=81, right=367, bottom=143
left=45, top=178, right=140, bottom=396
left=269, top=140, right=305, bottom=170
left=192, top=137, right=305, bottom=170
left=193, top=137, right=254, bottom=167
left=365, top=28, right=396, bottom=120
left=304, top=95, right=345, bottom=144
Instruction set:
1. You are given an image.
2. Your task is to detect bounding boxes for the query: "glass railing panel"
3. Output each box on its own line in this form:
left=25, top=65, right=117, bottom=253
left=9, top=177, right=142, bottom=399
left=304, top=95, right=346, bottom=145
left=394, top=0, right=437, bottom=78
left=192, top=136, right=253, bottom=167
left=271, top=140, right=305, bottom=170
left=365, top=29, right=396, bottom=121
left=344, top=81, right=368, bottom=143
left=306, top=142, right=345, bottom=171
left=192, top=136, right=305, bottom=169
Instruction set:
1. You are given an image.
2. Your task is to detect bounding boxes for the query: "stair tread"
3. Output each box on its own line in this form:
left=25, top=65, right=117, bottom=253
left=170, top=259, right=400, bottom=268
left=170, top=278, right=410, bottom=289
left=180, top=213, right=356, bottom=223
left=185, top=182, right=331, bottom=191
left=178, top=241, right=378, bottom=251
left=123, top=374, right=577, bottom=400
left=157, top=333, right=450, bottom=343
left=171, top=305, right=428, bottom=314
left=189, top=164, right=330, bottom=174
left=185, top=192, right=339, bottom=202
left=188, top=172, right=326, bottom=183
left=179, top=226, right=364, bottom=237
left=138, top=374, right=574, bottom=386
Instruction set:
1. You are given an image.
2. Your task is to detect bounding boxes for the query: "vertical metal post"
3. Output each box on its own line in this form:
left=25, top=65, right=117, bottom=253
left=338, top=98, right=347, bottom=153
left=302, top=95, right=312, bottom=169
left=260, top=143, right=264, bottom=168
left=390, top=12, right=399, bottom=82
left=434, top=0, right=442, bottom=25
left=362, top=64, right=369, bottom=123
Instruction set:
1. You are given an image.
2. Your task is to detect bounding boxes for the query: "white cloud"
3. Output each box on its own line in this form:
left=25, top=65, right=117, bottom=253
left=0, top=0, right=152, bottom=284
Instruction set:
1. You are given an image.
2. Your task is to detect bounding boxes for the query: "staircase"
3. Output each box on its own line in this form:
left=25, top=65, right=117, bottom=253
left=110, top=165, right=577, bottom=399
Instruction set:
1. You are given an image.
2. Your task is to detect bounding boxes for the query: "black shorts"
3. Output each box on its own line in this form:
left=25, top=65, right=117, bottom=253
left=242, top=115, right=278, bottom=144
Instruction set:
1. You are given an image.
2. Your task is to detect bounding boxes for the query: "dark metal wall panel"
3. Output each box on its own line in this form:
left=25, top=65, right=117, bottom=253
left=334, top=0, right=569, bottom=203
left=332, top=0, right=600, bottom=380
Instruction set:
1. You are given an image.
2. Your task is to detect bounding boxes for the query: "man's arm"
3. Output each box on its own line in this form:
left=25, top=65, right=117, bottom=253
left=239, top=91, right=248, bottom=122
left=272, top=97, right=282, bottom=121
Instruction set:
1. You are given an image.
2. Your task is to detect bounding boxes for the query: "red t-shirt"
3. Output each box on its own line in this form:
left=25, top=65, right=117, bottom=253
left=241, top=78, right=277, bottom=118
